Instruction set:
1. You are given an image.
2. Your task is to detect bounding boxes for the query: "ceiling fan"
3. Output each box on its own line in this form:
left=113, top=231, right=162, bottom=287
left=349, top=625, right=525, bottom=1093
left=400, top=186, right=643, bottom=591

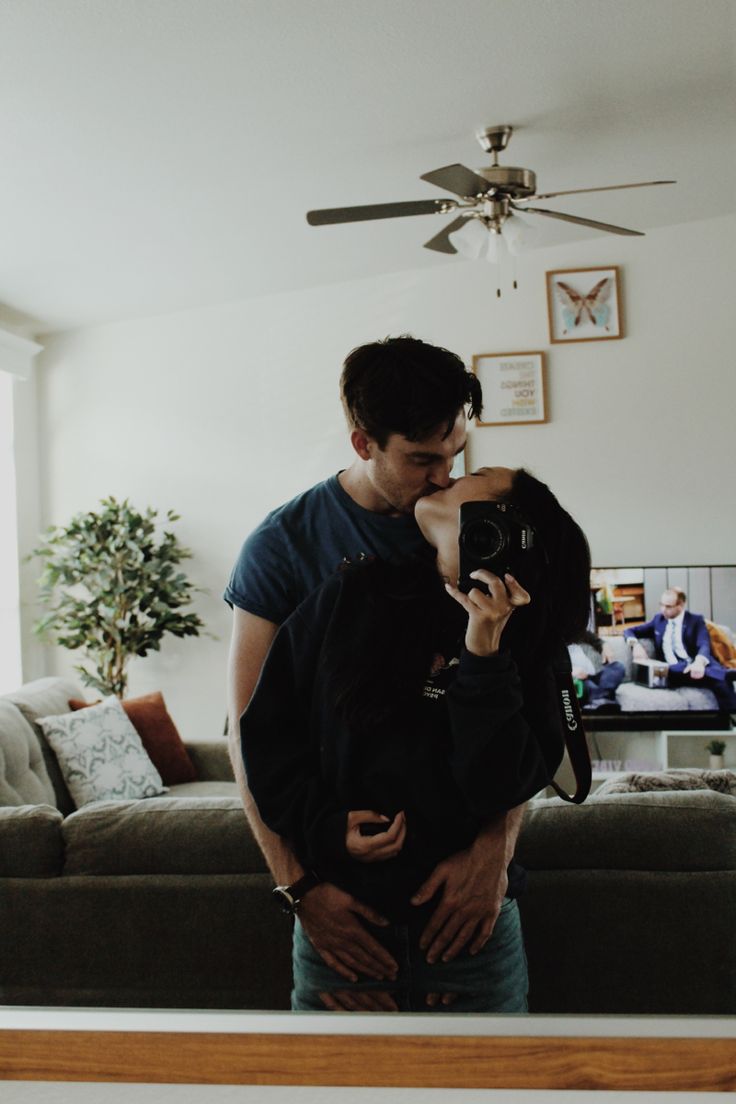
left=306, top=125, right=675, bottom=257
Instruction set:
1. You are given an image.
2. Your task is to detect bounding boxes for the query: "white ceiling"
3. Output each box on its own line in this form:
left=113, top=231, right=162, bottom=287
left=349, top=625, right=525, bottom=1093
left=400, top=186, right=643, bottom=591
left=1, top=0, right=735, bottom=333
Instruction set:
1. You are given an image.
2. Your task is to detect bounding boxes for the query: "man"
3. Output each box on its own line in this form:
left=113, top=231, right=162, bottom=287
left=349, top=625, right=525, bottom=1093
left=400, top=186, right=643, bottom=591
left=568, top=631, right=625, bottom=712
left=225, top=335, right=528, bottom=1010
left=623, top=587, right=736, bottom=711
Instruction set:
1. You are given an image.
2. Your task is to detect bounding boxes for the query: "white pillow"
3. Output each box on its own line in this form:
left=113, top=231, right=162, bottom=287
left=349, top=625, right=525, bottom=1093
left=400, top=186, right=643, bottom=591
left=37, top=696, right=166, bottom=808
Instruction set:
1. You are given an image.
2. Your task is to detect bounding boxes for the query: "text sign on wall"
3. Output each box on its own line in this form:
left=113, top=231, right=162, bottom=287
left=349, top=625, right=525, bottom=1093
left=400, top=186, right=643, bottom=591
left=472, top=351, right=547, bottom=426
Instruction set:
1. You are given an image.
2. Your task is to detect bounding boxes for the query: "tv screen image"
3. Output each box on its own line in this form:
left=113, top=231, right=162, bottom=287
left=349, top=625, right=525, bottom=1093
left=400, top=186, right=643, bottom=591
left=572, top=564, right=736, bottom=734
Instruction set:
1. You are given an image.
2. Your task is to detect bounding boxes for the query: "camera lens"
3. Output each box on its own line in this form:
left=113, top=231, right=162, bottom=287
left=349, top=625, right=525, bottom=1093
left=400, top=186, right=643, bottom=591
left=460, top=518, right=506, bottom=561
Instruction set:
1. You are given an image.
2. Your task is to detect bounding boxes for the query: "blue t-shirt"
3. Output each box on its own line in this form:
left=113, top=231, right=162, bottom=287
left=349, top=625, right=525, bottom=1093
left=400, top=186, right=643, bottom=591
left=224, top=474, right=433, bottom=624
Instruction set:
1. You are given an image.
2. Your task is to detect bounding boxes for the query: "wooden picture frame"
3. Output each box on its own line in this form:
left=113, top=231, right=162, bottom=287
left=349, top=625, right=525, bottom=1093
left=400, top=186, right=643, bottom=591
left=472, top=351, right=547, bottom=426
left=1, top=1012, right=735, bottom=1092
left=546, top=265, right=623, bottom=343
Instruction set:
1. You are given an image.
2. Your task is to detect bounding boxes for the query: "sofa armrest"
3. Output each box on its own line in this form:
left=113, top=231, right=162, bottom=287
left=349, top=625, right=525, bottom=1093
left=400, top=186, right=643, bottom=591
left=184, top=739, right=235, bottom=781
left=0, top=804, right=64, bottom=876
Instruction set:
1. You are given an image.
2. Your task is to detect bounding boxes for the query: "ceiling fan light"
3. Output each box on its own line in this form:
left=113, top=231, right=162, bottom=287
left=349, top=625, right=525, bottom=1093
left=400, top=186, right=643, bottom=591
left=485, top=231, right=508, bottom=265
left=502, top=211, right=538, bottom=255
left=448, top=217, right=487, bottom=259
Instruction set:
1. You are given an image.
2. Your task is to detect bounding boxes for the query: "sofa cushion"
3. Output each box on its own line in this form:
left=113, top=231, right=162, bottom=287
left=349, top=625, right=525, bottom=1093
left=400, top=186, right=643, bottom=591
left=62, top=795, right=266, bottom=875
left=166, top=780, right=239, bottom=798
left=602, top=634, right=636, bottom=679
left=519, top=789, right=736, bottom=872
left=38, top=697, right=166, bottom=808
left=0, top=699, right=56, bottom=807
left=183, top=739, right=234, bottom=782
left=616, top=680, right=718, bottom=711
left=4, top=677, right=84, bottom=814
left=70, top=691, right=197, bottom=785
left=0, top=804, right=64, bottom=875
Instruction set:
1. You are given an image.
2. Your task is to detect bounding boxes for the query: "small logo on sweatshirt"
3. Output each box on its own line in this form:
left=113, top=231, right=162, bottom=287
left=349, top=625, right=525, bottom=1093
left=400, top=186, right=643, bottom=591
left=423, top=654, right=460, bottom=699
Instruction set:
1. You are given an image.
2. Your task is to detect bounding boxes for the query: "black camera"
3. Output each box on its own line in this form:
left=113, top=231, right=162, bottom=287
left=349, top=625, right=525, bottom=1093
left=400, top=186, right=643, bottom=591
left=458, top=501, right=536, bottom=594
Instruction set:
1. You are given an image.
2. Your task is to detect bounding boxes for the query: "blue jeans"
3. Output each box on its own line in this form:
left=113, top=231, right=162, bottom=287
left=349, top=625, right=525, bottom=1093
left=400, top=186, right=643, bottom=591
left=586, top=661, right=626, bottom=703
left=291, top=897, right=528, bottom=1013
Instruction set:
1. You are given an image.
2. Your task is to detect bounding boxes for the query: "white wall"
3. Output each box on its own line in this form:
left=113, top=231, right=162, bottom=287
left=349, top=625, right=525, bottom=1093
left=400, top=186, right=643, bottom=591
left=28, top=212, right=736, bottom=740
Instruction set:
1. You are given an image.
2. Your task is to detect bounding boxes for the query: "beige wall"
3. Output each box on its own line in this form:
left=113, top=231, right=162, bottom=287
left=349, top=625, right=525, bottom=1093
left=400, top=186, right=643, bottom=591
left=23, top=212, right=736, bottom=741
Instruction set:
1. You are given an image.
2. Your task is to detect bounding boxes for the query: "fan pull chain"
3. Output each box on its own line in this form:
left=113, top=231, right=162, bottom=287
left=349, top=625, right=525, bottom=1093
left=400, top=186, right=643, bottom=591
left=493, top=266, right=519, bottom=299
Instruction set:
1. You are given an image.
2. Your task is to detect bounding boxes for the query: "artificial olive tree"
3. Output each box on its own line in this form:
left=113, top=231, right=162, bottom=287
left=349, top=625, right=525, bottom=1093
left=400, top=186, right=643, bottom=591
left=29, top=496, right=206, bottom=697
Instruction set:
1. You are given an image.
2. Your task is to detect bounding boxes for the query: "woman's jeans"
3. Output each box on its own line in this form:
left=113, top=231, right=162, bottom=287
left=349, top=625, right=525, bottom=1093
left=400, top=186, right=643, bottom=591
left=291, top=897, right=528, bottom=1013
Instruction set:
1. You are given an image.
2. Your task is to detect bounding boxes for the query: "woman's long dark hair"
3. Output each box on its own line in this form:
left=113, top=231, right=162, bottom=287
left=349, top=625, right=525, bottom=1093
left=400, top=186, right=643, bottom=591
left=506, top=468, right=591, bottom=652
left=322, top=468, right=591, bottom=735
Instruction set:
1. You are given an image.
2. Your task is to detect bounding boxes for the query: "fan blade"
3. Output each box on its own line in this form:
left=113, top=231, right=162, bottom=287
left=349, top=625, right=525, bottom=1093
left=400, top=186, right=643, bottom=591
left=306, top=199, right=454, bottom=226
left=521, top=205, right=644, bottom=236
left=522, top=180, right=676, bottom=201
left=420, top=163, right=492, bottom=198
left=423, top=215, right=469, bottom=254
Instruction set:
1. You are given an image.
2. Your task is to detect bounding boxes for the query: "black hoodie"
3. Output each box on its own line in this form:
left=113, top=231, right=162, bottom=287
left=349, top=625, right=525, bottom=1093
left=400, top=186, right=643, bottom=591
left=241, top=558, right=565, bottom=922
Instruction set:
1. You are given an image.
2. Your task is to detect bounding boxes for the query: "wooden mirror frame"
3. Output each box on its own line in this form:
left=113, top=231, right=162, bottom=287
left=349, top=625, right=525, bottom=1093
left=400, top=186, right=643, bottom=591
left=2, top=1012, right=735, bottom=1092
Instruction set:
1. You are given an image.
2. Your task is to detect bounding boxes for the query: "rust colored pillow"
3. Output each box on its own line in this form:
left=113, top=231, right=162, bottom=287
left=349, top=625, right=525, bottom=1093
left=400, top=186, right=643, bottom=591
left=68, top=692, right=197, bottom=785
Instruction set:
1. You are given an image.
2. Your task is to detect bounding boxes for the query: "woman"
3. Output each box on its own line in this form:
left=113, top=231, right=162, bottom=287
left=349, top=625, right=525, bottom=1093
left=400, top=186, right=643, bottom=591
left=241, top=466, right=591, bottom=1012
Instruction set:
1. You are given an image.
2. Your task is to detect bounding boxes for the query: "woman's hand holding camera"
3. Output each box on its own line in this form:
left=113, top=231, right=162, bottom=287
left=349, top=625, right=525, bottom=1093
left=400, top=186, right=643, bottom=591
left=445, top=570, right=530, bottom=657
left=346, top=810, right=406, bottom=862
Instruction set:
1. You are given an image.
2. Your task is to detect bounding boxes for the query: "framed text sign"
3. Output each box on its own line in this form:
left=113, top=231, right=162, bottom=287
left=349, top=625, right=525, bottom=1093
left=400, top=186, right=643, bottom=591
left=472, top=351, right=547, bottom=426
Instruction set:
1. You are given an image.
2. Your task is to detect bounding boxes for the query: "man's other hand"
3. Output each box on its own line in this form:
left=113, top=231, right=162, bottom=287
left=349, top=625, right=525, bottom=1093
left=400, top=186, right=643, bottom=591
left=410, top=841, right=508, bottom=965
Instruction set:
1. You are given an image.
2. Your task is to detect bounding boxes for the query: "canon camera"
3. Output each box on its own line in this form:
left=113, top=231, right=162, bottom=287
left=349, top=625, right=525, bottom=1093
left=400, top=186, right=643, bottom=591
left=458, top=501, right=537, bottom=594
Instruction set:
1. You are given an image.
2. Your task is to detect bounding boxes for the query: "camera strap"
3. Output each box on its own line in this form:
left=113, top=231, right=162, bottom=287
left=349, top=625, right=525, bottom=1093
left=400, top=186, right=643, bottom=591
left=549, top=648, right=591, bottom=803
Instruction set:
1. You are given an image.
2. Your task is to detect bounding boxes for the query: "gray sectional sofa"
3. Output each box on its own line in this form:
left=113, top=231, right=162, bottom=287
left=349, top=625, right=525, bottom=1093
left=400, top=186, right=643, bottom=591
left=1, top=677, right=734, bottom=1014
left=1, top=676, right=292, bottom=1010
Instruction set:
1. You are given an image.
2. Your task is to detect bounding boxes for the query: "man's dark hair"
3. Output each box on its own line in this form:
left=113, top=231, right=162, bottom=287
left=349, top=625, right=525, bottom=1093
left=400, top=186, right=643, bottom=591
left=340, top=335, right=483, bottom=447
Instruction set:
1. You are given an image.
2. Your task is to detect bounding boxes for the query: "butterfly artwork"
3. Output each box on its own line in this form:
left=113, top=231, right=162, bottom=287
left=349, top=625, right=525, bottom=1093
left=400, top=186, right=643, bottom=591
left=555, top=277, right=612, bottom=332
left=546, top=267, right=623, bottom=343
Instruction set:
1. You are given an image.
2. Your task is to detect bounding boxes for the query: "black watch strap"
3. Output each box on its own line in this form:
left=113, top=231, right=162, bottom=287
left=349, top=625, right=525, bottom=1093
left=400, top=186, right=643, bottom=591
left=272, top=872, right=321, bottom=916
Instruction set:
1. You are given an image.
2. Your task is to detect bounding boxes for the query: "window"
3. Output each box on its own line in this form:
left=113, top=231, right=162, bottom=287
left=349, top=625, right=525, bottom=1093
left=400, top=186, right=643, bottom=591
left=0, top=370, right=22, bottom=692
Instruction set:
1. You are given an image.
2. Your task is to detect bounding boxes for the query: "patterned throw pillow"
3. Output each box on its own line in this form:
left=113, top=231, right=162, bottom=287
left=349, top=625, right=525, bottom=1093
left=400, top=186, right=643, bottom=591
left=37, top=696, right=166, bottom=808
left=68, top=691, right=196, bottom=785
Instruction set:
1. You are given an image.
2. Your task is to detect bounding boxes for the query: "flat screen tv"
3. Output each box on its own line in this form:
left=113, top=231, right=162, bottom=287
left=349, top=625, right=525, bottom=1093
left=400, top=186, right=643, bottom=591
left=579, top=563, right=736, bottom=731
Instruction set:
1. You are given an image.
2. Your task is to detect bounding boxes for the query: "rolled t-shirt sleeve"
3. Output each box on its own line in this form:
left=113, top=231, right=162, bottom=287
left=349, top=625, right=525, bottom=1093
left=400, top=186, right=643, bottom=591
left=223, top=520, right=297, bottom=624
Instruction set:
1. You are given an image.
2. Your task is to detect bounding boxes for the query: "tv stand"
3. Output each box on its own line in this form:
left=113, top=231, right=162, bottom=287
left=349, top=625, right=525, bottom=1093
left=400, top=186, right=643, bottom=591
left=589, top=724, right=735, bottom=784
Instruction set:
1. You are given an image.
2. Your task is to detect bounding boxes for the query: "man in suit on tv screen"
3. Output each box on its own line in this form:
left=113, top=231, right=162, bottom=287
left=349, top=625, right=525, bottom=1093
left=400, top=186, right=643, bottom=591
left=624, top=586, right=736, bottom=712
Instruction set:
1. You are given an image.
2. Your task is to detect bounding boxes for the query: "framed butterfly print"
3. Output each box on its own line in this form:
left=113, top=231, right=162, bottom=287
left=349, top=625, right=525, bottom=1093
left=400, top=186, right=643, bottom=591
left=546, top=265, right=623, bottom=343
left=471, top=351, right=547, bottom=426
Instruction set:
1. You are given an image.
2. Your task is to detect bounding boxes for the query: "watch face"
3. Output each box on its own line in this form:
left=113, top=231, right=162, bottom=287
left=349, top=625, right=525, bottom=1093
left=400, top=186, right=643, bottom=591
left=273, top=886, right=296, bottom=915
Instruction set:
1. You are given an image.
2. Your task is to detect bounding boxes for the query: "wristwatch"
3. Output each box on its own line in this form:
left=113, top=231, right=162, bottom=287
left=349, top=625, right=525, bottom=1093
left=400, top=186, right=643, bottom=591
left=272, top=872, right=321, bottom=916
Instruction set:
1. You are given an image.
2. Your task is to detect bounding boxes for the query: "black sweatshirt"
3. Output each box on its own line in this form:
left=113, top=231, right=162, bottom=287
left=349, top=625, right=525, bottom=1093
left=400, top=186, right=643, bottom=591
left=241, top=559, right=565, bottom=921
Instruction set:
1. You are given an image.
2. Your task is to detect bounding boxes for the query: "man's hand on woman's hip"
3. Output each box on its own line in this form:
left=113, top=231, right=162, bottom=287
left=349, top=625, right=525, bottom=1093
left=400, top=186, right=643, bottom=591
left=297, top=882, right=398, bottom=983
left=410, top=845, right=508, bottom=965
left=410, top=807, right=524, bottom=964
